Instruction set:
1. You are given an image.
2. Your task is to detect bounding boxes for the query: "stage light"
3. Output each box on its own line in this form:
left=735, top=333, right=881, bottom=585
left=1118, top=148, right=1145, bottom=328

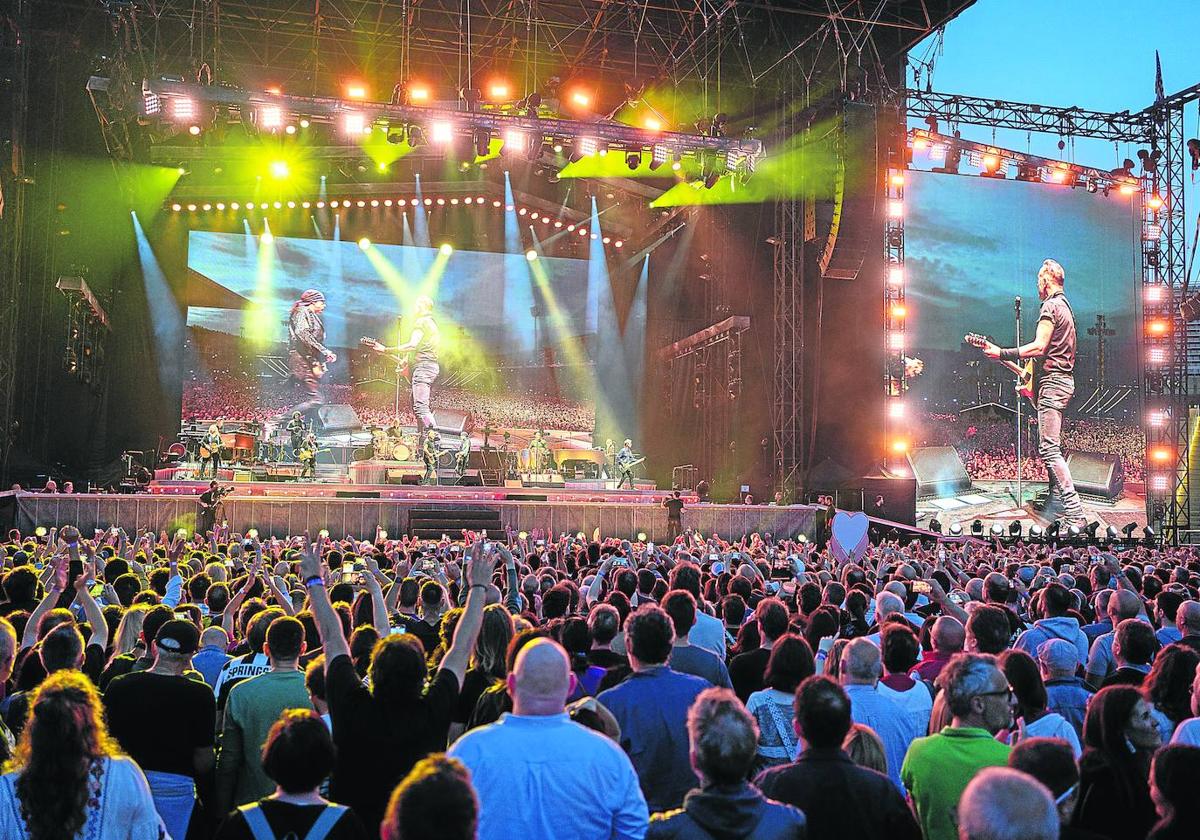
left=948, top=523, right=963, bottom=536
left=269, top=160, right=290, bottom=179
left=186, top=203, right=197, bottom=212
left=358, top=237, right=370, bottom=250
left=929, top=518, right=942, bottom=534
left=1046, top=522, right=1061, bottom=540
left=614, top=240, right=623, bottom=248
left=436, top=198, right=445, bottom=206
left=1150, top=446, right=1172, bottom=463
left=890, top=172, right=905, bottom=187
left=576, top=136, right=597, bottom=158
left=346, top=83, right=368, bottom=100
left=970, top=520, right=983, bottom=536
left=273, top=201, right=282, bottom=209
left=299, top=118, right=310, bottom=128
left=188, top=125, right=201, bottom=136
left=171, top=203, right=181, bottom=212
left=887, top=265, right=904, bottom=286
left=259, top=106, right=282, bottom=129
left=302, top=201, right=311, bottom=208
left=891, top=439, right=909, bottom=454
left=171, top=98, right=195, bottom=121
left=981, top=153, right=1002, bottom=176
left=1147, top=409, right=1167, bottom=427
left=888, top=400, right=905, bottom=419
left=578, top=227, right=589, bottom=236
left=912, top=137, right=929, bottom=152
left=424, top=198, right=432, bottom=205
left=990, top=523, right=1004, bottom=538
left=356, top=200, right=366, bottom=207
left=377, top=162, right=388, bottom=172
left=891, top=304, right=907, bottom=318
left=1145, top=285, right=1165, bottom=303
left=1148, top=319, right=1169, bottom=336
left=285, top=124, right=297, bottom=135
left=330, top=200, right=340, bottom=208
left=602, top=236, right=611, bottom=244
left=261, top=231, right=274, bottom=243
left=487, top=82, right=510, bottom=101
left=1150, top=474, right=1170, bottom=493
left=1121, top=522, right=1138, bottom=539
left=1148, top=347, right=1168, bottom=365
left=452, top=198, right=461, bottom=205
left=625, top=151, right=641, bottom=170
left=1008, top=521, right=1022, bottom=539
left=503, top=129, right=525, bottom=154
left=888, top=333, right=905, bottom=351
left=1067, top=524, right=1082, bottom=540
left=440, top=243, right=453, bottom=255
left=1143, top=526, right=1157, bottom=544
left=518, top=207, right=527, bottom=216
left=1048, top=168, right=1067, bottom=183
left=568, top=89, right=592, bottom=109
left=672, top=161, right=682, bottom=171
left=370, top=199, right=380, bottom=207
left=259, top=202, right=269, bottom=210
left=382, top=199, right=392, bottom=207
left=1029, top=524, right=1043, bottom=540
left=529, top=211, right=538, bottom=219
left=431, top=121, right=453, bottom=144
left=343, top=112, right=365, bottom=135
left=1144, top=222, right=1163, bottom=240
left=1149, top=194, right=1164, bottom=210
left=215, top=203, right=225, bottom=210
left=887, top=200, right=903, bottom=218
left=1118, top=183, right=1137, bottom=196
left=525, top=250, right=538, bottom=262
left=644, top=116, right=662, bottom=131
left=567, top=224, right=576, bottom=232
left=553, top=143, right=563, bottom=153
left=231, top=202, right=240, bottom=210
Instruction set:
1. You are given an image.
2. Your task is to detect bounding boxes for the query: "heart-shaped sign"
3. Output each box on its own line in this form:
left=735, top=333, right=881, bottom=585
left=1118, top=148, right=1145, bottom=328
left=830, top=511, right=870, bottom=566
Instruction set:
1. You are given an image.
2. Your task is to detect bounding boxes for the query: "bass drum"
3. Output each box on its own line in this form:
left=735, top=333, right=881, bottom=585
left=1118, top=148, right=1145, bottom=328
left=390, top=443, right=411, bottom=462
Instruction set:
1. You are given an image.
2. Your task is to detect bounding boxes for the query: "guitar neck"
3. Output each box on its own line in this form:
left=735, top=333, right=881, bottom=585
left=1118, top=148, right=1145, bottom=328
left=997, top=358, right=1026, bottom=377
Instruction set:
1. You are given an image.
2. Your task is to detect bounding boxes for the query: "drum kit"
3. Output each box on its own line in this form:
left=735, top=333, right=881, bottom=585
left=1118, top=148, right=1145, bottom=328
left=369, top=426, right=414, bottom=462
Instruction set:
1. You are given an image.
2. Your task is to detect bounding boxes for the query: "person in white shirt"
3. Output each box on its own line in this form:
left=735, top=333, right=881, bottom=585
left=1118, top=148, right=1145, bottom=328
left=999, top=649, right=1081, bottom=757
left=449, top=638, right=648, bottom=840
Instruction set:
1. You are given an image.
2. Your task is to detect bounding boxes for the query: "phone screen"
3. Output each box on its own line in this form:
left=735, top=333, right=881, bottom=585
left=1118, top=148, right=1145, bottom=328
left=341, top=561, right=355, bottom=585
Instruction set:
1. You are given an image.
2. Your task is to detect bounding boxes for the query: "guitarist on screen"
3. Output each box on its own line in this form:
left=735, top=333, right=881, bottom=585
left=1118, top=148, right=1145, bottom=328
left=975, top=259, right=1086, bottom=527
left=288, top=289, right=336, bottom=419
left=363, top=295, right=441, bottom=436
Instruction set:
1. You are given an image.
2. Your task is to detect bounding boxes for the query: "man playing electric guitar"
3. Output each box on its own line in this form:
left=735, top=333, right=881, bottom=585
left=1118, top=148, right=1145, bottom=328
left=973, top=259, right=1086, bottom=527
left=361, top=295, right=440, bottom=436
left=198, top=480, right=231, bottom=535
left=615, top=438, right=643, bottom=490
left=288, top=289, right=336, bottom=418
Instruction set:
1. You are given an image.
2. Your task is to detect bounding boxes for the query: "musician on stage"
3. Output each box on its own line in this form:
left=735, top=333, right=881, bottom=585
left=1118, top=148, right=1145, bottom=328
left=285, top=411, right=307, bottom=460
left=364, top=295, right=440, bottom=436
left=298, top=430, right=318, bottom=480
left=456, top=432, right=471, bottom=477
left=198, top=480, right=226, bottom=535
left=604, top=438, right=617, bottom=479
left=616, top=438, right=638, bottom=489
left=199, top=424, right=223, bottom=478
left=422, top=430, right=440, bottom=485
left=288, top=289, right=336, bottom=418
left=531, top=429, right=551, bottom=474
left=978, top=259, right=1086, bottom=527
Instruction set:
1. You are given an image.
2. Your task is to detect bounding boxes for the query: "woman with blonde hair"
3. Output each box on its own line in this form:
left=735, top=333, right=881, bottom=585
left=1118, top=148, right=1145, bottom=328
left=0, top=670, right=164, bottom=839
left=449, top=604, right=514, bottom=742
left=107, top=603, right=150, bottom=666
left=842, top=722, right=889, bottom=777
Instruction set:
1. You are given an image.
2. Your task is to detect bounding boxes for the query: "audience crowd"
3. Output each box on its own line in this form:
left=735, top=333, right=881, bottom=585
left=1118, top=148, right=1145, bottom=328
left=1, top=521, right=1199, bottom=839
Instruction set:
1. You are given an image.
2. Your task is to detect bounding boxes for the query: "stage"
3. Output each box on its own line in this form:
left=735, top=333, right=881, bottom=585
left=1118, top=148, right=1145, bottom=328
left=9, top=487, right=819, bottom=543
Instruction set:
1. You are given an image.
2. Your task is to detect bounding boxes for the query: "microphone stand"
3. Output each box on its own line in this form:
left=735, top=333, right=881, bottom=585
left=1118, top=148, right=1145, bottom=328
left=393, top=315, right=404, bottom=433
left=1014, top=296, right=1023, bottom=508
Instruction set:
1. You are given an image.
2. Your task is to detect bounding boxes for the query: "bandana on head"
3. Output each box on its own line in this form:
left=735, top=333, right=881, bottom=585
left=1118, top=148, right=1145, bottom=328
left=300, top=289, right=326, bottom=305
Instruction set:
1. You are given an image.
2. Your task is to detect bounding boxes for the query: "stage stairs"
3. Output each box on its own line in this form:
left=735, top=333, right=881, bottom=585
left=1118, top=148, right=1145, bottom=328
left=409, top=506, right=504, bottom=540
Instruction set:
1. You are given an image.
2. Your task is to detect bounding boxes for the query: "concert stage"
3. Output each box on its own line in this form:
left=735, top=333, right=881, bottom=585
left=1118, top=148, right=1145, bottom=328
left=9, top=487, right=819, bottom=543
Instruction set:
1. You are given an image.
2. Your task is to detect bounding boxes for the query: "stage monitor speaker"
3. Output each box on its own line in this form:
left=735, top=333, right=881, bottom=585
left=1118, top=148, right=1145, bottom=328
left=431, top=408, right=474, bottom=436
left=316, top=404, right=363, bottom=433
left=1066, top=451, right=1124, bottom=500
left=451, top=470, right=482, bottom=486
left=859, top=476, right=918, bottom=526
left=335, top=490, right=381, bottom=499
left=906, top=446, right=971, bottom=498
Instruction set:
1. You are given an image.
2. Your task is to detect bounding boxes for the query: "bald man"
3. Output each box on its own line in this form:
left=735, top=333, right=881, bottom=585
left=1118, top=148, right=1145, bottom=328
left=1085, top=588, right=1148, bottom=689
left=913, top=616, right=965, bottom=684
left=839, top=638, right=921, bottom=791
left=1176, top=601, right=1200, bottom=656
left=957, top=767, right=1058, bottom=840
left=449, top=639, right=648, bottom=840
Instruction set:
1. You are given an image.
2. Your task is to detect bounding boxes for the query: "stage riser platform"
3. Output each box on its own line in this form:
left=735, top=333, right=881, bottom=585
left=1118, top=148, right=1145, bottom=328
left=12, top=494, right=817, bottom=543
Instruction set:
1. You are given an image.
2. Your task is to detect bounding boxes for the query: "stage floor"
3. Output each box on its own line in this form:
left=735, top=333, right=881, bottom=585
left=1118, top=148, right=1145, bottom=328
left=916, top=480, right=1147, bottom=533
left=10, top=487, right=819, bottom=543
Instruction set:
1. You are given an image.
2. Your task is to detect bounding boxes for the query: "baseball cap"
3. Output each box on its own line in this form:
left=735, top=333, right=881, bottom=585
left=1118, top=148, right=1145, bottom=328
left=155, top=619, right=200, bottom=656
left=1037, top=638, right=1078, bottom=673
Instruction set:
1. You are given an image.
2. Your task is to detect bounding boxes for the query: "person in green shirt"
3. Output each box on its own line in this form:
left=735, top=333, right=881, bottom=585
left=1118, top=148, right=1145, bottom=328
left=901, top=653, right=1015, bottom=840
left=215, top=615, right=314, bottom=814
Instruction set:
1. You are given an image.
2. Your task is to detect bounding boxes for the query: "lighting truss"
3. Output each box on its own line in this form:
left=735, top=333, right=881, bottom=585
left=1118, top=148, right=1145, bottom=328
left=908, top=128, right=1143, bottom=193
left=94, top=77, right=764, bottom=170
left=904, top=90, right=1152, bottom=143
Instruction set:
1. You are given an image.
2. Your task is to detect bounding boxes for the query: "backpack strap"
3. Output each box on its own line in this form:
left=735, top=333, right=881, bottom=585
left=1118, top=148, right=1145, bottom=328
left=238, top=804, right=277, bottom=840
left=303, top=805, right=348, bottom=840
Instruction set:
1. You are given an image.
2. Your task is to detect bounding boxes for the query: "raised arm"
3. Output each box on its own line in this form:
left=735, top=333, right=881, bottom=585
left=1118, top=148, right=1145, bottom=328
left=438, top=541, right=495, bottom=685
left=362, top=556, right=391, bottom=634
left=73, top=557, right=109, bottom=650
left=23, top=555, right=67, bottom=651
left=299, top=539, right=351, bottom=663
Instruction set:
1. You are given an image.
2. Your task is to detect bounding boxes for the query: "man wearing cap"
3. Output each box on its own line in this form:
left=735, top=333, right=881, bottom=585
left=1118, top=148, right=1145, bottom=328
left=1038, top=638, right=1092, bottom=741
left=287, top=288, right=336, bottom=418
left=103, top=618, right=216, bottom=840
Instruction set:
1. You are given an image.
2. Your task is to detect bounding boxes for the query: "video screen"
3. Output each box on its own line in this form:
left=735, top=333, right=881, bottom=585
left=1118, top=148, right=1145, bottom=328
left=904, top=170, right=1143, bottom=491
left=182, top=231, right=610, bottom=436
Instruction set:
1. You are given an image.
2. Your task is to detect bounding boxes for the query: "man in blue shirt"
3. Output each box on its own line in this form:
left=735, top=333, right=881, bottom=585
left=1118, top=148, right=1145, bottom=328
left=1038, top=638, right=1092, bottom=741
left=598, top=604, right=710, bottom=812
left=838, top=637, right=921, bottom=790
left=450, top=639, right=647, bottom=840
left=663, top=590, right=731, bottom=688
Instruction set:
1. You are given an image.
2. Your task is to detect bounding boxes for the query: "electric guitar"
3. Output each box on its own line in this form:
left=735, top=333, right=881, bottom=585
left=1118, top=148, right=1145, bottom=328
left=618, top=456, right=647, bottom=472
left=964, top=333, right=1036, bottom=407
left=199, top=485, right=232, bottom=512
left=360, top=336, right=411, bottom=382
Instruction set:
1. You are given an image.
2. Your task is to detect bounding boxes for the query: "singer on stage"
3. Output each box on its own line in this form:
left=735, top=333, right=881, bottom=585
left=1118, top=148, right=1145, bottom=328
left=366, top=295, right=440, bottom=436
left=979, top=259, right=1086, bottom=527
